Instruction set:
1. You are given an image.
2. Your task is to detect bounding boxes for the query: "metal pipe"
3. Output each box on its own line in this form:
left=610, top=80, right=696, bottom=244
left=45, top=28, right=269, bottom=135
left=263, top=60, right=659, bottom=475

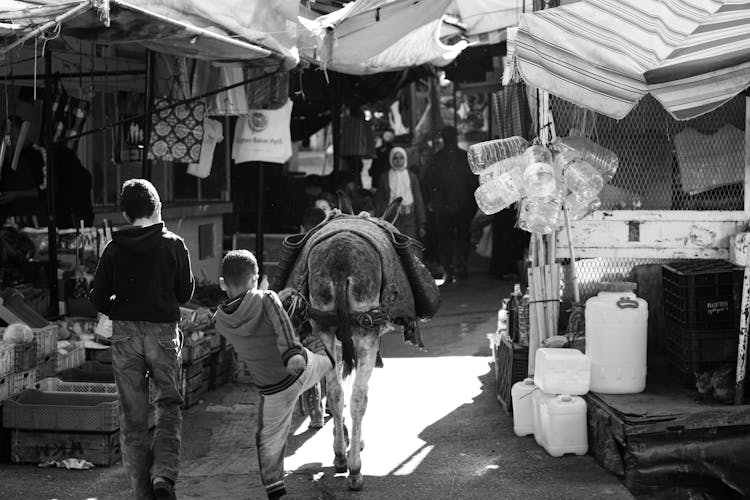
left=141, top=50, right=154, bottom=180
left=4, top=70, right=146, bottom=80
left=44, top=50, right=59, bottom=317
left=256, top=162, right=265, bottom=276
left=0, top=2, right=92, bottom=58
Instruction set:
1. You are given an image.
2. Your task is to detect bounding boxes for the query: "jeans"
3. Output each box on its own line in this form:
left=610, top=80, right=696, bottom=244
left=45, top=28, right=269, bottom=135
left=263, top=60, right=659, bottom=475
left=435, top=210, right=473, bottom=277
left=111, top=320, right=184, bottom=500
left=257, top=348, right=333, bottom=499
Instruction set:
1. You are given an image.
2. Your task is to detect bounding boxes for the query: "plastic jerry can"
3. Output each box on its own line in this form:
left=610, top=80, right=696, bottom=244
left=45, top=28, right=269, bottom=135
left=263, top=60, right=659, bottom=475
left=585, top=282, right=648, bottom=394
left=511, top=378, right=536, bottom=436
left=533, top=347, right=591, bottom=396
left=531, top=389, right=556, bottom=447
left=539, top=394, right=588, bottom=457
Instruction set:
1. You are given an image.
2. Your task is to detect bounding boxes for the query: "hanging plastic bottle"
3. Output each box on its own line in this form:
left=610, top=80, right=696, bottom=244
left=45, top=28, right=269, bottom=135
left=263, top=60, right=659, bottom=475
left=563, top=158, right=604, bottom=200
left=522, top=145, right=556, bottom=198
left=467, top=136, right=529, bottom=174
left=498, top=298, right=509, bottom=334
left=564, top=192, right=602, bottom=221
left=478, top=155, right=526, bottom=185
left=552, top=136, right=618, bottom=183
left=474, top=165, right=525, bottom=215
left=523, top=196, right=563, bottom=234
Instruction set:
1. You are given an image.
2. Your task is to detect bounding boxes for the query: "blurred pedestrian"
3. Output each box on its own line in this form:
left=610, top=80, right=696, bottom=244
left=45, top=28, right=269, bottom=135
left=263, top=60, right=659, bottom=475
left=374, top=147, right=426, bottom=240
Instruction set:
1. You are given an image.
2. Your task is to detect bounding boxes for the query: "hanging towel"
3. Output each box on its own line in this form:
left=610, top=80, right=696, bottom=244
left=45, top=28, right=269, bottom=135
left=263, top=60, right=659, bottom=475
left=187, top=118, right=224, bottom=178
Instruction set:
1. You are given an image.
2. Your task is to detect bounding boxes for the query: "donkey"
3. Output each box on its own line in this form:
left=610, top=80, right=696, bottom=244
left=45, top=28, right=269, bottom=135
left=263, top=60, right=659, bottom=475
left=274, top=192, right=439, bottom=491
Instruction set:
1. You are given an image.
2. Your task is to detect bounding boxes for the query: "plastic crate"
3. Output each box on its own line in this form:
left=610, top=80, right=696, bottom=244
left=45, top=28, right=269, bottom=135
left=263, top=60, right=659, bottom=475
left=3, top=389, right=119, bottom=432
left=38, top=353, right=58, bottom=379
left=662, top=260, right=743, bottom=329
left=0, top=373, right=9, bottom=401
left=0, top=343, right=12, bottom=378
left=665, top=320, right=738, bottom=378
left=10, top=343, right=36, bottom=373
left=0, top=324, right=58, bottom=360
left=59, top=360, right=114, bottom=383
left=35, top=377, right=116, bottom=394
left=56, top=341, right=86, bottom=372
left=494, top=334, right=529, bottom=413
left=8, top=369, right=37, bottom=396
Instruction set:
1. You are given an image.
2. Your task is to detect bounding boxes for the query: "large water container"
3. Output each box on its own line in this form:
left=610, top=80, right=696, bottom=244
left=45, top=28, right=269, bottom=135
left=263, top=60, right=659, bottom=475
left=511, top=378, right=536, bottom=437
left=585, top=282, right=648, bottom=394
left=474, top=165, right=524, bottom=215
left=539, top=395, right=588, bottom=457
left=533, top=347, right=591, bottom=395
left=467, top=136, right=529, bottom=174
left=531, top=389, right=556, bottom=447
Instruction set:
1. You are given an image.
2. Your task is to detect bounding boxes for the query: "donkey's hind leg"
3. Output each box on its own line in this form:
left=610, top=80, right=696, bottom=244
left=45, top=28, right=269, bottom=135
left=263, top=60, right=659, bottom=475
left=319, top=328, right=348, bottom=473
left=346, top=333, right=379, bottom=491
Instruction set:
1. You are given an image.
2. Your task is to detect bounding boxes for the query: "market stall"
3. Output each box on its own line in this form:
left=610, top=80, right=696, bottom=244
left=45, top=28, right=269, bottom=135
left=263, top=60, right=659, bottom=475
left=481, top=1, right=750, bottom=497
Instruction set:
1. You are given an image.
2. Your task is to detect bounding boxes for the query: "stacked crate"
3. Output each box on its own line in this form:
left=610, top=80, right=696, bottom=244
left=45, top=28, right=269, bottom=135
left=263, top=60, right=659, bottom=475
left=181, top=332, right=213, bottom=408
left=663, top=260, right=743, bottom=383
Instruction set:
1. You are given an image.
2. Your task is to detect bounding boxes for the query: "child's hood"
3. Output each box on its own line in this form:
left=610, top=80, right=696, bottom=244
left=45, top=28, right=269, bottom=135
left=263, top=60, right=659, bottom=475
left=215, top=289, right=264, bottom=334
left=112, top=223, right=165, bottom=255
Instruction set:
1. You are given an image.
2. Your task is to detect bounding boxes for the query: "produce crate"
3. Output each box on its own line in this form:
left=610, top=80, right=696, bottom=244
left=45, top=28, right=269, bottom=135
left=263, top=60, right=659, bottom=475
left=662, top=260, right=743, bottom=329
left=33, top=325, right=58, bottom=359
left=59, top=360, right=114, bottom=383
left=38, top=353, right=58, bottom=379
left=494, top=334, right=529, bottom=413
left=0, top=343, right=12, bottom=378
left=11, top=429, right=120, bottom=466
left=3, top=389, right=119, bottom=432
left=10, top=342, right=36, bottom=373
left=35, top=377, right=116, bottom=394
left=8, top=369, right=37, bottom=396
left=56, top=341, right=86, bottom=372
left=182, top=334, right=212, bottom=364
left=665, top=320, right=738, bottom=381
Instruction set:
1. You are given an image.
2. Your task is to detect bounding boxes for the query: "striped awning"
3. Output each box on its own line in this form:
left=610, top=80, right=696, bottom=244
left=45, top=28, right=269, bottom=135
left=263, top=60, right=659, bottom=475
left=515, top=0, right=750, bottom=121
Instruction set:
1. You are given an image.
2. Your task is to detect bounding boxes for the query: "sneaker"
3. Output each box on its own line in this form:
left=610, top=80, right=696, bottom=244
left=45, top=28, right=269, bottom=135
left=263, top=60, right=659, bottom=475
left=152, top=477, right=176, bottom=500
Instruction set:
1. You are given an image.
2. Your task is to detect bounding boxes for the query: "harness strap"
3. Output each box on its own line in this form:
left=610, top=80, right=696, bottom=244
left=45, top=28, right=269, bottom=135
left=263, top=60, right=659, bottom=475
left=308, top=307, right=390, bottom=329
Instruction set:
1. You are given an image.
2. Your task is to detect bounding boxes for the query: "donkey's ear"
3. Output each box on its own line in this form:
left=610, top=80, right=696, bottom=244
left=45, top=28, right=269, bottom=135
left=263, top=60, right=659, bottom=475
left=382, top=197, right=402, bottom=224
left=337, top=190, right=354, bottom=215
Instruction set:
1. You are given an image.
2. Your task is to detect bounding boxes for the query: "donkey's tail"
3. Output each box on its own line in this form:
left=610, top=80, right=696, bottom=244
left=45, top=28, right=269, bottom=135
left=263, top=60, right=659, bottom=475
left=335, top=279, right=356, bottom=377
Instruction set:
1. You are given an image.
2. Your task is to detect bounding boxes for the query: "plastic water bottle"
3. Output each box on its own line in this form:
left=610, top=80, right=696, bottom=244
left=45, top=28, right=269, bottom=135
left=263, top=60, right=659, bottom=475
left=498, top=298, right=509, bottom=333
left=474, top=165, right=524, bottom=215
left=565, top=192, right=602, bottom=221
left=468, top=136, right=529, bottom=174
left=522, top=196, right=562, bottom=234
left=478, top=155, right=526, bottom=185
left=553, top=136, right=618, bottom=182
left=563, top=158, right=603, bottom=200
left=523, top=145, right=556, bottom=198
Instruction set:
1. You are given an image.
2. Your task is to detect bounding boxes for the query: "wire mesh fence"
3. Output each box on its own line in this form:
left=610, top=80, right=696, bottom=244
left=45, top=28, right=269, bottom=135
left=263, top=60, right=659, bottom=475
left=550, top=94, right=746, bottom=211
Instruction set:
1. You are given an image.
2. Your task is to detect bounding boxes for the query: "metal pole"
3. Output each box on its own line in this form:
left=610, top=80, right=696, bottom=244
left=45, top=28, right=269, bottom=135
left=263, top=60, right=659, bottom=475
left=256, top=162, right=265, bottom=276
left=44, top=50, right=59, bottom=317
left=141, top=50, right=154, bottom=180
left=332, top=72, right=341, bottom=173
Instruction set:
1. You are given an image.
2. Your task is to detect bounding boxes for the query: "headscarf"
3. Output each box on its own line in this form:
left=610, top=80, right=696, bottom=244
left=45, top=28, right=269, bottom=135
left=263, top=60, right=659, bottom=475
left=388, top=147, right=413, bottom=206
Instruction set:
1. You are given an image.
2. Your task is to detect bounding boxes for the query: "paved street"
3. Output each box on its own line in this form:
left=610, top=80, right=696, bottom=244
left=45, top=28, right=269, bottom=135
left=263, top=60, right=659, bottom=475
left=0, top=261, right=633, bottom=500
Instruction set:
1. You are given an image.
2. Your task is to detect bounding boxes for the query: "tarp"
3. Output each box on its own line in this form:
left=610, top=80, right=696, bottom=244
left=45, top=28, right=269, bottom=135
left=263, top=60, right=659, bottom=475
left=300, top=0, right=467, bottom=75
left=445, top=0, right=534, bottom=45
left=514, top=0, right=750, bottom=121
left=0, top=0, right=299, bottom=68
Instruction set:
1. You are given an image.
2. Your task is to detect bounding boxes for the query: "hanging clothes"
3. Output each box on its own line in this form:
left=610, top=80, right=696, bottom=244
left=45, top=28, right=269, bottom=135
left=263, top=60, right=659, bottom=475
left=187, top=118, right=224, bottom=178
left=192, top=63, right=250, bottom=116
left=232, top=99, right=293, bottom=164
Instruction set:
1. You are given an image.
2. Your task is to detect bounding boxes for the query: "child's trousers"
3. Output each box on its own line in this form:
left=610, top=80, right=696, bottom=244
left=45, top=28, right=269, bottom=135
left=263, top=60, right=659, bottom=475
left=257, top=348, right=333, bottom=499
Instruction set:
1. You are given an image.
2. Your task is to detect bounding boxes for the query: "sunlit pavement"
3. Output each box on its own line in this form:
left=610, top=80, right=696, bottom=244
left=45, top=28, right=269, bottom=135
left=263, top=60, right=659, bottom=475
left=0, top=258, right=634, bottom=499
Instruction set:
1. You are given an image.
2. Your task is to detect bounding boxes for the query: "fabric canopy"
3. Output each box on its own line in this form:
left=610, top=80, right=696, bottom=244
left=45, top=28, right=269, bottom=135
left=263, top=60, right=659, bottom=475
left=515, top=0, right=750, bottom=120
left=300, top=0, right=467, bottom=75
left=0, top=0, right=299, bottom=68
left=445, top=0, right=533, bottom=45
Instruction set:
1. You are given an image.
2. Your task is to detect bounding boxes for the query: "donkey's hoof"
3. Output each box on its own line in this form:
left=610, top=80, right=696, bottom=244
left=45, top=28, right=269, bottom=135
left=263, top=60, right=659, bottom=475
left=347, top=473, right=364, bottom=491
left=334, top=456, right=348, bottom=474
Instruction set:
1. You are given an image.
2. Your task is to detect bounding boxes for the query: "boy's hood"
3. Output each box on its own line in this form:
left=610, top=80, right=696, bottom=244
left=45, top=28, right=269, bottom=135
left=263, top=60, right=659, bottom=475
left=215, top=289, right=264, bottom=334
left=112, top=223, right=165, bottom=255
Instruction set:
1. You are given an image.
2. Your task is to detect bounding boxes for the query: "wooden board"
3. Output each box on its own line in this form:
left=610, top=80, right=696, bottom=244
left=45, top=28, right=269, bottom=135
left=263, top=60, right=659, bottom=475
left=11, top=429, right=120, bottom=466
left=556, top=210, right=746, bottom=259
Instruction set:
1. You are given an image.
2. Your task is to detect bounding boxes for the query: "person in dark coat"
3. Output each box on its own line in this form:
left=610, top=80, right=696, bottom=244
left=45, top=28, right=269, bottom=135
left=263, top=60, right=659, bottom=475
left=423, top=126, right=478, bottom=283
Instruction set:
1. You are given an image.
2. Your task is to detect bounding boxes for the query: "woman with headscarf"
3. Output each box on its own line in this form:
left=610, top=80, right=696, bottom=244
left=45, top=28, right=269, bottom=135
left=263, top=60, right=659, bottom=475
left=374, top=147, right=426, bottom=240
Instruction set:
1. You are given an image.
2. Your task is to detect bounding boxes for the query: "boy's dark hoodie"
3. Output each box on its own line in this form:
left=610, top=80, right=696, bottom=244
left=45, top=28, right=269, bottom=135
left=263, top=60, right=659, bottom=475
left=214, top=289, right=308, bottom=395
left=90, top=223, right=194, bottom=322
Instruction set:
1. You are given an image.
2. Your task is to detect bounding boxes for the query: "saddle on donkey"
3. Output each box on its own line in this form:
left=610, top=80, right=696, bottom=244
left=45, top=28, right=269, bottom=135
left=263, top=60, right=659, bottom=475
left=270, top=208, right=440, bottom=348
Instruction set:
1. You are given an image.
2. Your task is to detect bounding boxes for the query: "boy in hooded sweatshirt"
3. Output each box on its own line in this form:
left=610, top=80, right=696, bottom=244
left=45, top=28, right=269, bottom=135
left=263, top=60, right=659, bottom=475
left=214, top=249, right=334, bottom=500
left=90, top=179, right=194, bottom=500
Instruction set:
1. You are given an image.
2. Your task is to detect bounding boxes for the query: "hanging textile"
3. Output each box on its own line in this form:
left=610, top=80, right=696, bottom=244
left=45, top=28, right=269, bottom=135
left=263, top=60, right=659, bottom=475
left=192, top=63, right=250, bottom=116
left=147, top=87, right=206, bottom=164
left=48, top=80, right=91, bottom=148
left=232, top=99, right=293, bottom=164
left=187, top=118, right=224, bottom=178
left=245, top=67, right=289, bottom=110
